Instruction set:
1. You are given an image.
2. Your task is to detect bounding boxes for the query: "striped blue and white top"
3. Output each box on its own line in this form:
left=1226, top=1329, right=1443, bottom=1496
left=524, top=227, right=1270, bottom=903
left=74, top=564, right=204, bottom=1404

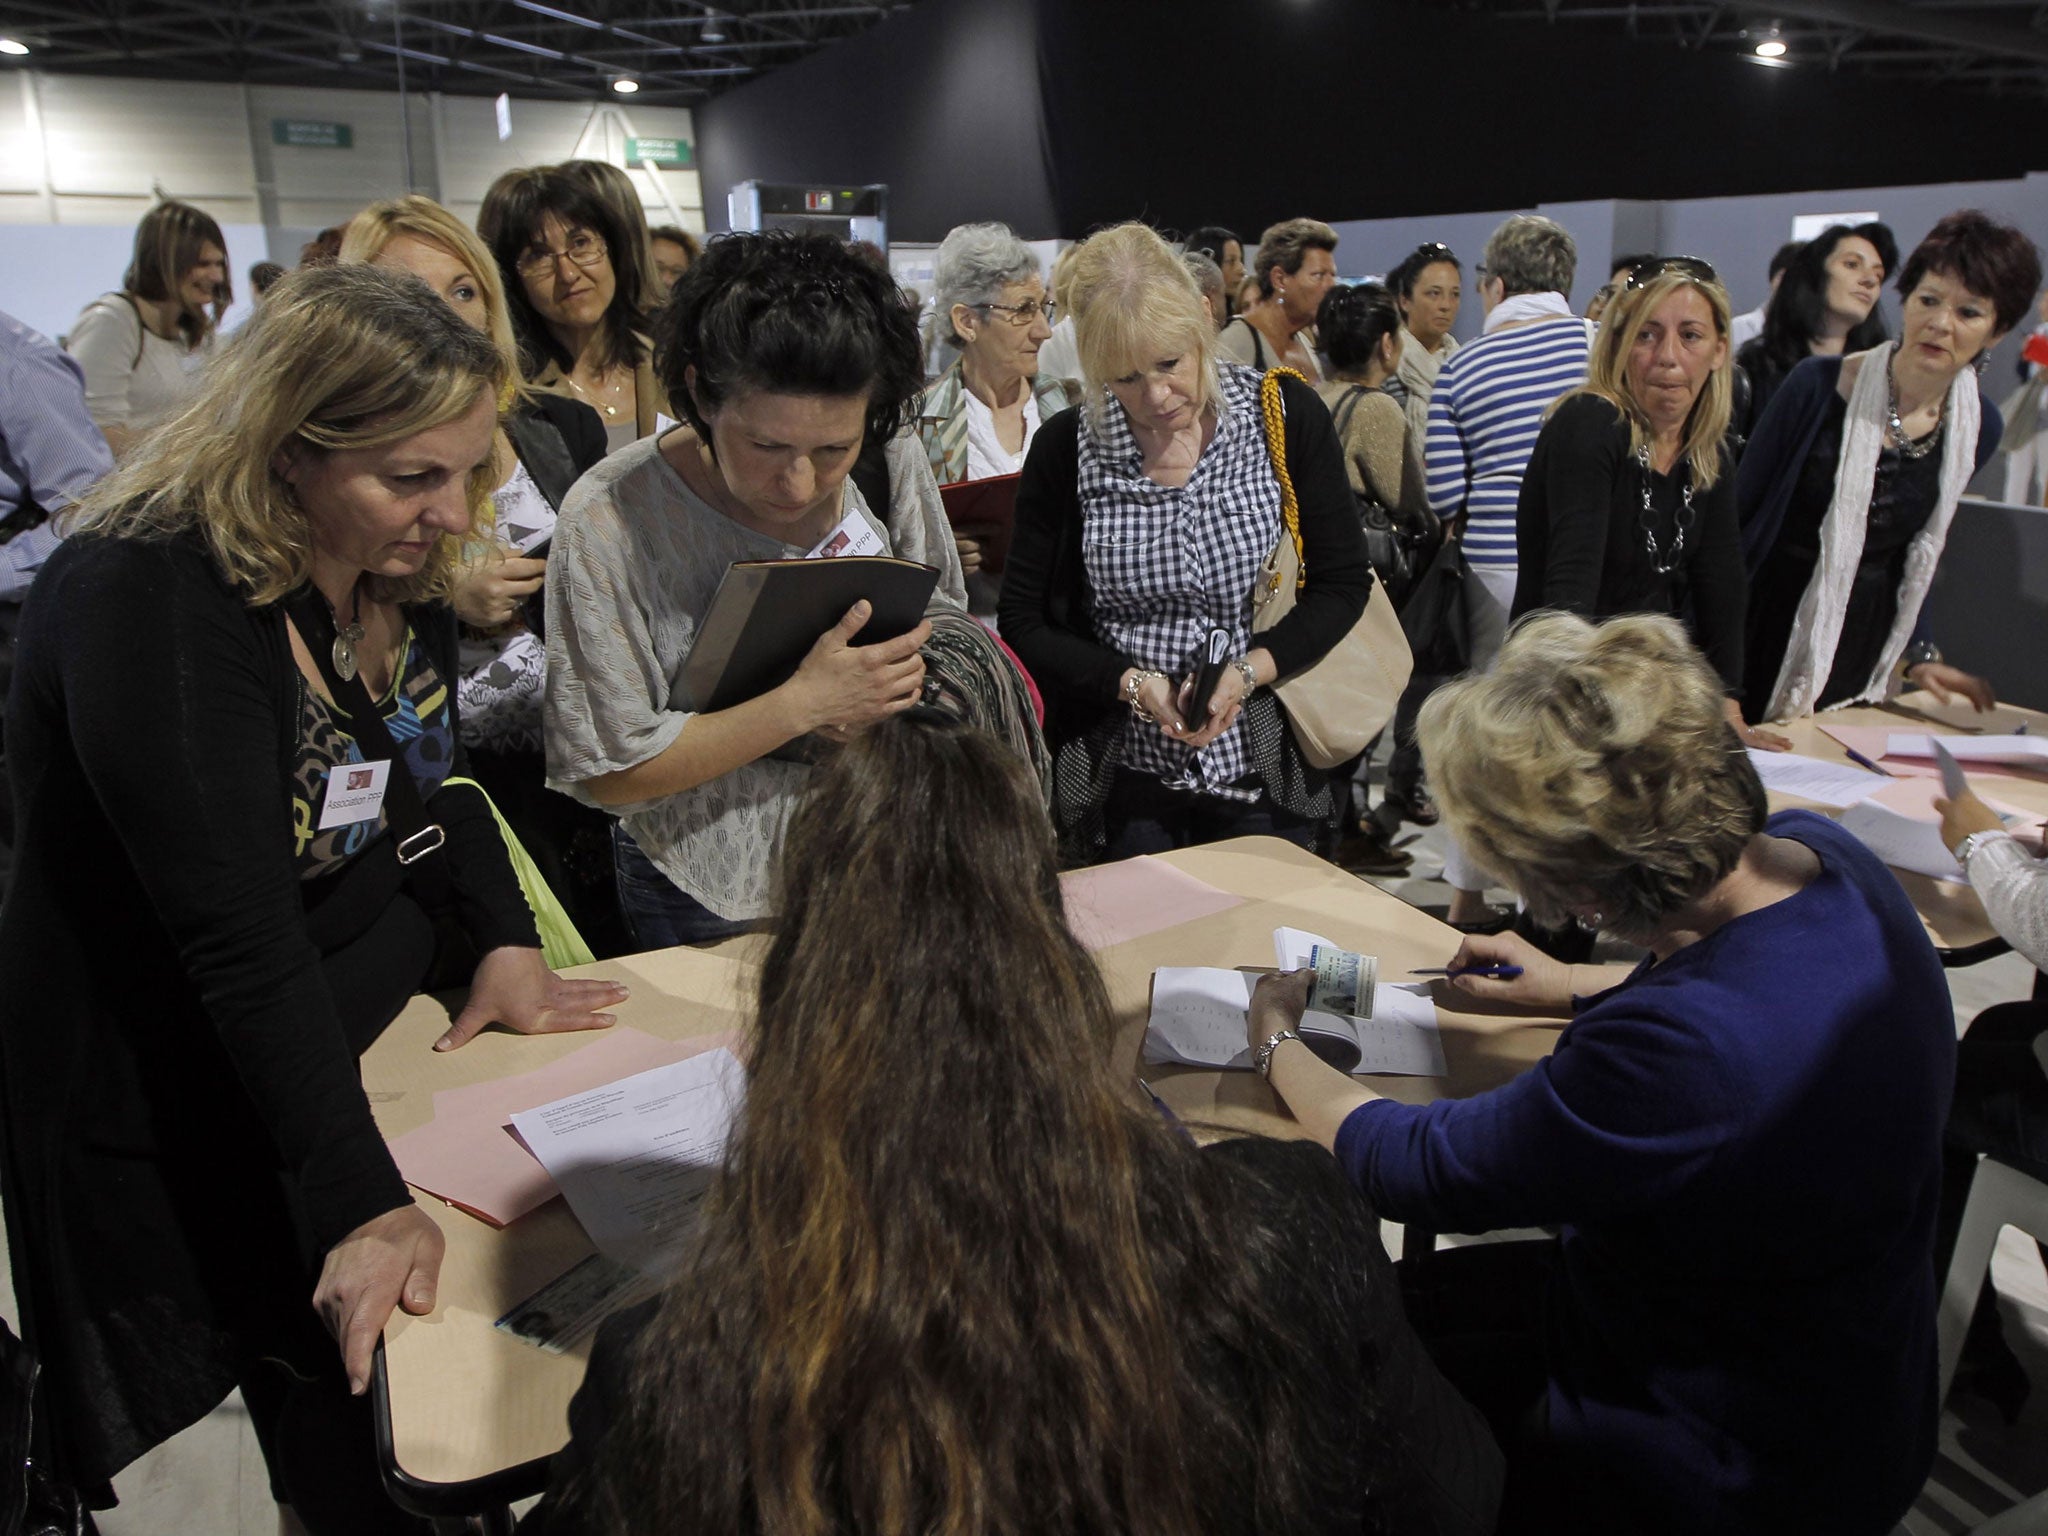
left=1423, top=317, right=1592, bottom=571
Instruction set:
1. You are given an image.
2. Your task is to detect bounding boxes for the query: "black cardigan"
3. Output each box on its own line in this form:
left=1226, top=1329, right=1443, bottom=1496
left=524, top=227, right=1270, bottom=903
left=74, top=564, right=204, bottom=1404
left=0, top=529, right=539, bottom=1488
left=998, top=375, right=1374, bottom=747
left=1512, top=393, right=1746, bottom=693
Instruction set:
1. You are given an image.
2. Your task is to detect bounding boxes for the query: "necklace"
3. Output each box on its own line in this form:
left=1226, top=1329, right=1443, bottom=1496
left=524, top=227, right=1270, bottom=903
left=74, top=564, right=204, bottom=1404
left=1885, top=341, right=1943, bottom=460
left=564, top=368, right=625, bottom=420
left=1636, top=445, right=1697, bottom=576
left=328, top=581, right=366, bottom=683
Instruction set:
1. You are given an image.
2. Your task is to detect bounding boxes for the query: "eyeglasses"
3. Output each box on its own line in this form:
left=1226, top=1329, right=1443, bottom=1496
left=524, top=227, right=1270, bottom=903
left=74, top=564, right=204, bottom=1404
left=515, top=229, right=609, bottom=280
left=976, top=299, right=1056, bottom=327
left=1625, top=256, right=1719, bottom=291
left=1412, top=241, right=1457, bottom=260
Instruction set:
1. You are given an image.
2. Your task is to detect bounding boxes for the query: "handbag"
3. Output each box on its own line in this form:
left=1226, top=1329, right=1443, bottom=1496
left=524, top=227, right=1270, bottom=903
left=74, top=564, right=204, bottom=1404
left=1249, top=369, right=1413, bottom=770
left=1327, top=384, right=1430, bottom=608
left=1399, top=537, right=1473, bottom=679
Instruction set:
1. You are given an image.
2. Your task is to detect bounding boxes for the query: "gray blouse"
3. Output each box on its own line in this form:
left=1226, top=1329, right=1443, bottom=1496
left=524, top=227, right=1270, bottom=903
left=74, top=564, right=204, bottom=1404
left=543, top=429, right=967, bottom=921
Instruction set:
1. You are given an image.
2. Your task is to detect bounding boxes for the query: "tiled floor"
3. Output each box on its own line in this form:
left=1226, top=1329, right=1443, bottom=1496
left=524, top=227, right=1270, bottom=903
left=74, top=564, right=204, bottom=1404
left=23, top=809, right=2048, bottom=1532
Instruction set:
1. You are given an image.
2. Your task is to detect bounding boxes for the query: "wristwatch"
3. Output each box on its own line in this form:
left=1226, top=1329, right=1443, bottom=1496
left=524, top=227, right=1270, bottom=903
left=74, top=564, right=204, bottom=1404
left=1952, top=827, right=2008, bottom=868
left=1904, top=640, right=1943, bottom=671
left=1253, top=1028, right=1302, bottom=1079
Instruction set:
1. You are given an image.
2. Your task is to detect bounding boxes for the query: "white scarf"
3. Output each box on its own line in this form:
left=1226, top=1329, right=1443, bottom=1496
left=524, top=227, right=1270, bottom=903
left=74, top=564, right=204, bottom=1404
left=1396, top=329, right=1456, bottom=448
left=1763, top=342, right=1983, bottom=722
left=1481, top=291, right=1574, bottom=334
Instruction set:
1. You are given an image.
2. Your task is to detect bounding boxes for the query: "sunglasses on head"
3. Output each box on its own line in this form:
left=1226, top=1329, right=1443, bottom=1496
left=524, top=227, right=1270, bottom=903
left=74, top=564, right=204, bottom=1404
left=1625, top=256, right=1719, bottom=291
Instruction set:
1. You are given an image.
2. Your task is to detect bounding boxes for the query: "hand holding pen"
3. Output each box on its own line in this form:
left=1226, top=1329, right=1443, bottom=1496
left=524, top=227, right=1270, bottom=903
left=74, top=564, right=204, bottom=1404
left=1426, top=930, right=1578, bottom=1011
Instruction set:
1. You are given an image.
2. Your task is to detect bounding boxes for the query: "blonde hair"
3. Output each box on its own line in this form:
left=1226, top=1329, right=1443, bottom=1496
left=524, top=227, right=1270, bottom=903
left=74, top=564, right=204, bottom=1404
left=1068, top=223, right=1221, bottom=433
left=1417, top=612, right=1765, bottom=939
left=1049, top=242, right=1083, bottom=313
left=1565, top=268, right=1734, bottom=490
left=73, top=263, right=507, bottom=608
left=341, top=194, right=530, bottom=404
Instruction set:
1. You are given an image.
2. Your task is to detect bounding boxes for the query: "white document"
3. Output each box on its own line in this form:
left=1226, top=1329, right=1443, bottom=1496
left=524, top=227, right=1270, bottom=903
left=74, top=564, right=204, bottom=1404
left=1885, top=733, right=2048, bottom=770
left=1147, top=928, right=1446, bottom=1078
left=1744, top=748, right=1888, bottom=808
left=1837, top=801, right=1969, bottom=885
left=508, top=1048, right=746, bottom=1274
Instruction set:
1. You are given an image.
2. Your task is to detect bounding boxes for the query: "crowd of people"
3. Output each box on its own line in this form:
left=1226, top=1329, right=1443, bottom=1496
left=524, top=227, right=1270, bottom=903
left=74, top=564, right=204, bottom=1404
left=0, top=169, right=2043, bottom=1536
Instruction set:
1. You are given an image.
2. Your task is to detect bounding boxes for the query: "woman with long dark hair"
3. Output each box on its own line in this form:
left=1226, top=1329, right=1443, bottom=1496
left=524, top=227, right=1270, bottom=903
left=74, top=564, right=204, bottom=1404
left=1734, top=221, right=1897, bottom=435
left=478, top=165, right=670, bottom=454
left=522, top=712, right=1500, bottom=1536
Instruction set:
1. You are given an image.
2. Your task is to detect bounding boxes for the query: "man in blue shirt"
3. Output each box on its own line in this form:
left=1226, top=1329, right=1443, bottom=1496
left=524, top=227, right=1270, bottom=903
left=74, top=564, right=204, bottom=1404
left=1, top=308, right=115, bottom=894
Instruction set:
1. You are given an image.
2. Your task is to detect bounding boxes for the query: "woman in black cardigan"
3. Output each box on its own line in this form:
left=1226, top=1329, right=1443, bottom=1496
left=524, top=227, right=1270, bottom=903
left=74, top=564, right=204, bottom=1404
left=1000, top=223, right=1373, bottom=862
left=0, top=265, right=624, bottom=1533
left=1513, top=261, right=1783, bottom=750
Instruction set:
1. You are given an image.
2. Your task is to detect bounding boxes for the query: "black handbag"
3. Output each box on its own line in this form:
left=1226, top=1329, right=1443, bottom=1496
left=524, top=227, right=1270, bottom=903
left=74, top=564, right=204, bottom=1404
left=0, top=1319, right=95, bottom=1536
left=1399, top=539, right=1473, bottom=679
left=1329, top=385, right=1438, bottom=609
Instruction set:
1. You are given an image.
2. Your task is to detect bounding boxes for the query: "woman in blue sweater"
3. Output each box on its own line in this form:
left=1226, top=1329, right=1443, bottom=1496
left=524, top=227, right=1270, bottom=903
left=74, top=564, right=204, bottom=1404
left=1250, top=611, right=1956, bottom=1535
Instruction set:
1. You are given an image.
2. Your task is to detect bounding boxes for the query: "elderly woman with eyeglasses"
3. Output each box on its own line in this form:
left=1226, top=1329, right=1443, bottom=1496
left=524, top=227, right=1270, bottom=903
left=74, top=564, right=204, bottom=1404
left=1739, top=211, right=2041, bottom=723
left=479, top=165, right=672, bottom=456
left=1513, top=258, right=1782, bottom=750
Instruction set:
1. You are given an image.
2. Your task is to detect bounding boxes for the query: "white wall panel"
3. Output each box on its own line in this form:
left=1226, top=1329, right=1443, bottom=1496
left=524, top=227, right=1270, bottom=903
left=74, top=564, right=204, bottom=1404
left=248, top=84, right=419, bottom=205
left=0, top=76, right=38, bottom=193
left=37, top=75, right=255, bottom=200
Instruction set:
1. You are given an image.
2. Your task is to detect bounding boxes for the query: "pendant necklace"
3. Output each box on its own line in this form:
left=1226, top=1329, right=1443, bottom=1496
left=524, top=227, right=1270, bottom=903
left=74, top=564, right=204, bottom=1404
left=1636, top=445, right=1696, bottom=576
left=329, top=580, right=366, bottom=683
left=565, top=368, right=622, bottom=419
left=1885, top=341, right=1943, bottom=460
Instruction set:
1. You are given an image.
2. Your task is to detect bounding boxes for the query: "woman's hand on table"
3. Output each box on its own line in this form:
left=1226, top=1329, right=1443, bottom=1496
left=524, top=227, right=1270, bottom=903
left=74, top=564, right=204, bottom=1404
left=1908, top=661, right=1996, bottom=712
left=314, top=1204, right=445, bottom=1396
left=784, top=602, right=931, bottom=736
left=1246, top=967, right=1312, bottom=1054
left=1935, top=787, right=2005, bottom=854
left=434, top=945, right=629, bottom=1052
left=1725, top=696, right=1791, bottom=752
left=1440, top=930, right=1578, bottom=1011
left=451, top=548, right=546, bottom=629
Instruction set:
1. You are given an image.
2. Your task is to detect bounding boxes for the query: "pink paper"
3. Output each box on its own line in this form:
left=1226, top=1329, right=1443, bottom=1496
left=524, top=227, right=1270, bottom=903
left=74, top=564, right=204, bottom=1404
left=390, top=1027, right=738, bottom=1226
left=1060, top=856, right=1245, bottom=950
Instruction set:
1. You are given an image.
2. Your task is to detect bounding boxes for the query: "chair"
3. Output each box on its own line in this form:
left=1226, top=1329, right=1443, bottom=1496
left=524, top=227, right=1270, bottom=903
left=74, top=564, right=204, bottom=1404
left=1936, top=1153, right=2048, bottom=1534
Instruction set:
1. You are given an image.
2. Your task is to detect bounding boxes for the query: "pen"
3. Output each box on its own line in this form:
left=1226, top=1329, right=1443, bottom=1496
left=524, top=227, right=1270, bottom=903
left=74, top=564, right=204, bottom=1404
left=1842, top=747, right=1894, bottom=777
left=1409, top=965, right=1525, bottom=979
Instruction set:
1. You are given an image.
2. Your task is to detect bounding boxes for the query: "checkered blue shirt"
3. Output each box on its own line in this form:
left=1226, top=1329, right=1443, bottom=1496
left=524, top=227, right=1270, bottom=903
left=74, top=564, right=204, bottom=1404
left=1077, top=363, right=1280, bottom=801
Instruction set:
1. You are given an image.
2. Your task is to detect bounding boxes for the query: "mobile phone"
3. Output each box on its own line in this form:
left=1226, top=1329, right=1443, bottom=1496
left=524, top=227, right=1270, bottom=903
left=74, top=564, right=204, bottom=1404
left=1183, top=626, right=1233, bottom=726
left=1931, top=738, right=1970, bottom=802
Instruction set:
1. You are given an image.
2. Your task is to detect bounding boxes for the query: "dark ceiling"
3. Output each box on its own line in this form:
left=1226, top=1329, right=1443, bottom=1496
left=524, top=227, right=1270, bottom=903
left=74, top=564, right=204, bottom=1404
left=1424, top=0, right=2048, bottom=94
left=0, top=0, right=922, bottom=105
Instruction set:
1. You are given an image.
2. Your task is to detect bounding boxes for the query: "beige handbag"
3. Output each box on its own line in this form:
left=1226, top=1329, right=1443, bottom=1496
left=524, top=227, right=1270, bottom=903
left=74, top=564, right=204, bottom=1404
left=1249, top=368, right=1413, bottom=770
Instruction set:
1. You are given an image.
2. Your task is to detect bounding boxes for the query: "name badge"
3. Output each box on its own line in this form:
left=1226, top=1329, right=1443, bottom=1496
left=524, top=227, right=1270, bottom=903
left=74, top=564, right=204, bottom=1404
left=804, top=508, right=886, bottom=560
left=319, top=759, right=392, bottom=830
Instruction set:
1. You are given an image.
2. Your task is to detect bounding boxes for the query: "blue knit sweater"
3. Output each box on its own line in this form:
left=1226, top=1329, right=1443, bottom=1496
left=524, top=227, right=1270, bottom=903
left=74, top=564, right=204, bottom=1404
left=1338, top=811, right=1955, bottom=1533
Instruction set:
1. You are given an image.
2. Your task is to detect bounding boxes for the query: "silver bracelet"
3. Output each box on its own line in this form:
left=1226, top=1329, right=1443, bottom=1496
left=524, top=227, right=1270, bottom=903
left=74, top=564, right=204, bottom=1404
left=1253, top=1028, right=1302, bottom=1079
left=1123, top=668, right=1165, bottom=720
left=1233, top=656, right=1258, bottom=693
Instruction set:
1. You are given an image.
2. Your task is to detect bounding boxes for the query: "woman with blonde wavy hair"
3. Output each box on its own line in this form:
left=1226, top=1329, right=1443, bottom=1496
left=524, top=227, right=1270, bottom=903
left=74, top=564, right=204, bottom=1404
left=999, top=221, right=1374, bottom=861
left=524, top=710, right=1501, bottom=1536
left=343, top=195, right=624, bottom=955
left=1251, top=611, right=1957, bottom=1535
left=0, top=262, right=623, bottom=1534
left=1509, top=260, right=1776, bottom=750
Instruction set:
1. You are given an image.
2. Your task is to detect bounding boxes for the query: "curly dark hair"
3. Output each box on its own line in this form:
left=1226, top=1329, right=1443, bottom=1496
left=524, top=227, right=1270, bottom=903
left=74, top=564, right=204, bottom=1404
left=1897, top=209, right=2042, bottom=335
left=651, top=230, right=924, bottom=449
left=1318, top=283, right=1404, bottom=375
left=476, top=164, right=652, bottom=379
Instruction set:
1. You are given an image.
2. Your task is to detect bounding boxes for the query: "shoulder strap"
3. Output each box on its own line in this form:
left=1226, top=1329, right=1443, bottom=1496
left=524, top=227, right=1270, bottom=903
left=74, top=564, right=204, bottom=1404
left=1250, top=321, right=1268, bottom=370
left=1257, top=368, right=1311, bottom=588
left=112, top=293, right=147, bottom=369
left=283, top=587, right=447, bottom=869
left=1330, top=384, right=1369, bottom=438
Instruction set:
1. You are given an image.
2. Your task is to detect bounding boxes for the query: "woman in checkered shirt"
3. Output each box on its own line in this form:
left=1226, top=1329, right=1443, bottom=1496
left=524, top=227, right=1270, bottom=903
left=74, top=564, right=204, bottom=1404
left=1000, top=222, right=1376, bottom=863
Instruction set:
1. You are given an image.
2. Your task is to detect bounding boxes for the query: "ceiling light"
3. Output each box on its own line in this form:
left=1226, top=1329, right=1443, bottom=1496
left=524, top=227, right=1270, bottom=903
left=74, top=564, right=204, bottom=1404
left=611, top=77, right=639, bottom=93
left=701, top=12, right=726, bottom=41
left=0, top=38, right=30, bottom=55
left=1755, top=24, right=1786, bottom=57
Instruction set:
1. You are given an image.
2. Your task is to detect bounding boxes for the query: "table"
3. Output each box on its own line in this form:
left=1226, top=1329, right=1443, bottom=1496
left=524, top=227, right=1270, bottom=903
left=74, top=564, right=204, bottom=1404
left=1770, top=697, right=2048, bottom=961
left=364, top=836, right=1565, bottom=1521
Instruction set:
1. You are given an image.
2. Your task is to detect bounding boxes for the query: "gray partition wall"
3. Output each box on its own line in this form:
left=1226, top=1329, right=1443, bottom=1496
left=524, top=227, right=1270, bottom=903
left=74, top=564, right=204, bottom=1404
left=1926, top=501, right=2048, bottom=713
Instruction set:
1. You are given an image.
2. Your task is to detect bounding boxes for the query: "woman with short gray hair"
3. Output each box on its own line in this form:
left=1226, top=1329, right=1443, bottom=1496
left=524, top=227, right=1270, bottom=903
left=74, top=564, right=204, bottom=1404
left=1252, top=609, right=1956, bottom=1534
left=917, top=221, right=1067, bottom=493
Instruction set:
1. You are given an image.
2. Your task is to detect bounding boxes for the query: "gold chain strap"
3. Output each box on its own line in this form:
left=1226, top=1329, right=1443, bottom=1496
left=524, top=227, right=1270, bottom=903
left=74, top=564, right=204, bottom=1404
left=1259, top=367, right=1309, bottom=590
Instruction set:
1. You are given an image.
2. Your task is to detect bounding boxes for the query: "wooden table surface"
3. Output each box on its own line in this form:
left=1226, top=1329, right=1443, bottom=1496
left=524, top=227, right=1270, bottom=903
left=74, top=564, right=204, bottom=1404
left=365, top=836, right=1565, bottom=1503
left=1770, top=696, right=2048, bottom=957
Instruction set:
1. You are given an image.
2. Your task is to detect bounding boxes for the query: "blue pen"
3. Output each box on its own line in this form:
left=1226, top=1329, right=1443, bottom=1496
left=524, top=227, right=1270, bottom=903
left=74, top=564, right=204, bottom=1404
left=1409, top=965, right=1525, bottom=979
left=1842, top=746, right=1894, bottom=777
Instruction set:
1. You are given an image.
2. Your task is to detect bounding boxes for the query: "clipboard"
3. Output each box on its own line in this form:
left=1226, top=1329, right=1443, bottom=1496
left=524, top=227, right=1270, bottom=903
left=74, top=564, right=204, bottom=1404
left=939, top=473, right=1021, bottom=575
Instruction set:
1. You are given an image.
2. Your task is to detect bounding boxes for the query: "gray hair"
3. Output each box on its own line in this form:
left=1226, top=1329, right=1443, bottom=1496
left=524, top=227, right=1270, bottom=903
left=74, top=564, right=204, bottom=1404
left=932, top=221, right=1042, bottom=349
left=1482, top=215, right=1577, bottom=300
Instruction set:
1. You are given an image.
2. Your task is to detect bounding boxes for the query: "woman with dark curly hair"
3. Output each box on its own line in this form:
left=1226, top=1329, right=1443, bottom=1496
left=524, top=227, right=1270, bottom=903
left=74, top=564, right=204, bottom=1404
left=1733, top=221, right=1897, bottom=434
left=521, top=711, right=1500, bottom=1536
left=542, top=230, right=972, bottom=947
left=1739, top=210, right=2040, bottom=722
left=478, top=165, right=670, bottom=454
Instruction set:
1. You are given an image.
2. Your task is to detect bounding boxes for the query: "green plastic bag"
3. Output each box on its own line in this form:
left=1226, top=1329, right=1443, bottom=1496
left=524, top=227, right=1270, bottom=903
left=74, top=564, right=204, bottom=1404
left=444, top=776, right=596, bottom=970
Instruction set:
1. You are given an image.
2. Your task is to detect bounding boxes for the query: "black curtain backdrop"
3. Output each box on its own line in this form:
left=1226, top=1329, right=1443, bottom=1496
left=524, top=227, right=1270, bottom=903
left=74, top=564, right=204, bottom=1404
left=696, top=0, right=1056, bottom=239
left=699, top=0, right=2044, bottom=244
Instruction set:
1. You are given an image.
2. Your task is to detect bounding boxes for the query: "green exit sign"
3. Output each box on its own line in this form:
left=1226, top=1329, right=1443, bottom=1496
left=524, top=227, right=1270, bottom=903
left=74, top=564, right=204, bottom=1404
left=272, top=119, right=353, bottom=149
left=625, top=136, right=691, bottom=168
